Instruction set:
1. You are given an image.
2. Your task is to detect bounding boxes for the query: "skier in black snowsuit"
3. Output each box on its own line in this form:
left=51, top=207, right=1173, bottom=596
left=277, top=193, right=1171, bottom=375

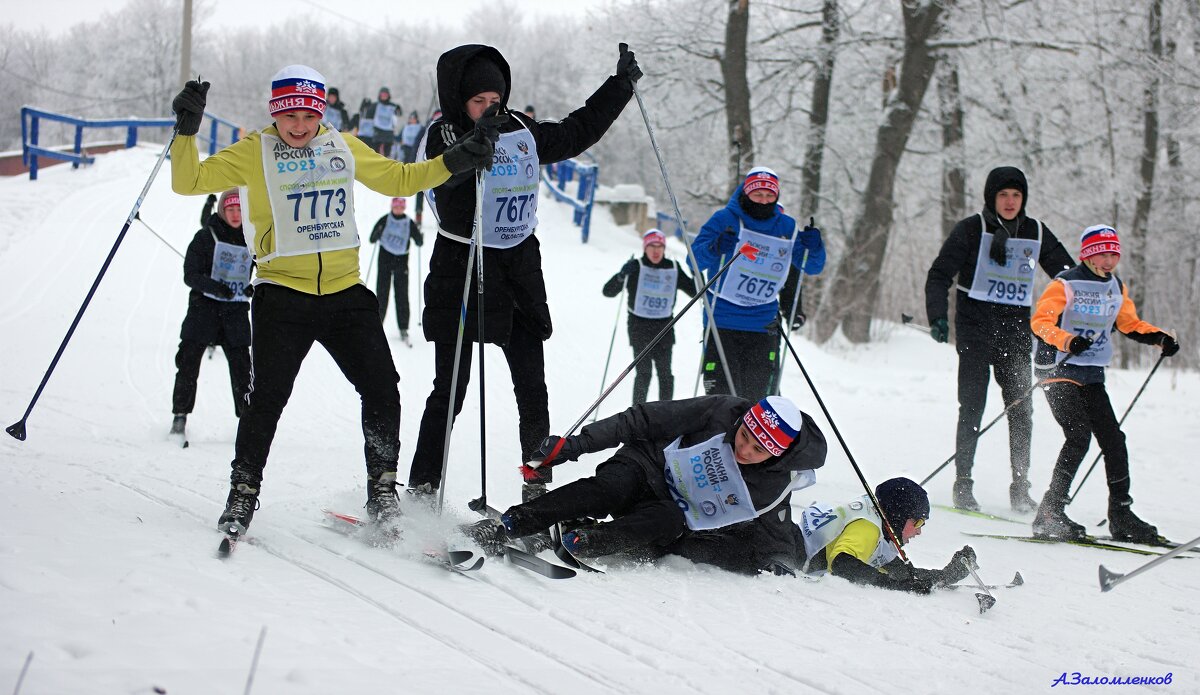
left=407, top=42, right=642, bottom=502
left=925, top=166, right=1074, bottom=513
left=601, top=229, right=696, bottom=405
left=367, top=196, right=423, bottom=343
left=170, top=189, right=253, bottom=436
left=466, top=395, right=826, bottom=564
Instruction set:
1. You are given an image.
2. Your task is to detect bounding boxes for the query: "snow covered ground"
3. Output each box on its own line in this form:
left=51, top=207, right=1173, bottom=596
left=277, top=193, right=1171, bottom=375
left=1, top=145, right=1196, bottom=694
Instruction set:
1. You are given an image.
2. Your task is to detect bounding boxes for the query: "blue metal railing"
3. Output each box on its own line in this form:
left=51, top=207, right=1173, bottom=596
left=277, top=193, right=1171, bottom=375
left=655, top=211, right=689, bottom=240
left=541, top=158, right=598, bottom=242
left=19, top=106, right=241, bottom=181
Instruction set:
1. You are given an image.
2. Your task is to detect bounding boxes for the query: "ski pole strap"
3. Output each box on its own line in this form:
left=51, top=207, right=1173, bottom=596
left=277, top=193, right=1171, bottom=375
left=543, top=242, right=759, bottom=454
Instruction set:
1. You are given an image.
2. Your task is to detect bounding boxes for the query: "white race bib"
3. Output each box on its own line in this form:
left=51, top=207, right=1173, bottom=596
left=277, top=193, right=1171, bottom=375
left=372, top=103, right=398, bottom=131
left=204, top=233, right=252, bottom=302
left=662, top=433, right=756, bottom=531
left=967, top=214, right=1042, bottom=307
left=378, top=216, right=411, bottom=256
left=323, top=109, right=343, bottom=132
left=258, top=130, right=359, bottom=261
left=1059, top=276, right=1121, bottom=367
left=717, top=226, right=792, bottom=307
left=631, top=263, right=677, bottom=319
left=480, top=129, right=540, bottom=248
left=796, top=495, right=898, bottom=574
left=401, top=123, right=423, bottom=147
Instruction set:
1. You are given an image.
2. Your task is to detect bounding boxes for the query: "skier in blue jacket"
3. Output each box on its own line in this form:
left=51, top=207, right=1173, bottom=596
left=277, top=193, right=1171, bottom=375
left=691, top=167, right=825, bottom=401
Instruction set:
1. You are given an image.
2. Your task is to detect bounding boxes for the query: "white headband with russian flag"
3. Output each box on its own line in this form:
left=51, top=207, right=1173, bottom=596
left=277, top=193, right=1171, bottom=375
left=269, top=65, right=327, bottom=117
left=742, top=396, right=801, bottom=457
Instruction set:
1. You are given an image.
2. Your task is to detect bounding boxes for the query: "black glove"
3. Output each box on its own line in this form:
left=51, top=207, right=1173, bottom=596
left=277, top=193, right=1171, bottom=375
left=171, top=80, right=209, bottom=136
left=930, top=318, right=949, bottom=344
left=616, top=44, right=643, bottom=83
left=474, top=103, right=510, bottom=141
left=442, top=128, right=497, bottom=174
left=898, top=575, right=934, bottom=595
left=529, top=435, right=585, bottom=467
left=1068, top=336, right=1093, bottom=356
left=1156, top=332, right=1180, bottom=357
left=242, top=285, right=255, bottom=298
left=214, top=283, right=236, bottom=300
left=938, top=545, right=977, bottom=586
left=620, top=259, right=637, bottom=279
left=790, top=311, right=807, bottom=331
left=201, top=194, right=217, bottom=223
left=360, top=98, right=371, bottom=111
left=989, top=226, right=1010, bottom=266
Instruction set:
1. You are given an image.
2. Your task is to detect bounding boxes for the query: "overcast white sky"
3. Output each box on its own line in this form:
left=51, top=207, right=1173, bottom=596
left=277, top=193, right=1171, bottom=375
left=10, top=0, right=598, bottom=35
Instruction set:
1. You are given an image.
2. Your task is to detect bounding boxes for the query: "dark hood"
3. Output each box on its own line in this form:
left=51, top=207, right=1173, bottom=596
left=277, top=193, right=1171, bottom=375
left=983, top=166, right=1028, bottom=217
left=436, top=44, right=512, bottom=132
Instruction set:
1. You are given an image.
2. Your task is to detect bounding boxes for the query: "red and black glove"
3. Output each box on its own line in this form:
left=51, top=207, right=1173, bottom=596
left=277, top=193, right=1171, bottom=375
left=519, top=435, right=584, bottom=482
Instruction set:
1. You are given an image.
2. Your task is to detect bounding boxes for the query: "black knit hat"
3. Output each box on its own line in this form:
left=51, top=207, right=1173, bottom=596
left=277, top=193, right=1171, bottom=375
left=460, top=55, right=506, bottom=100
left=328, top=87, right=340, bottom=98
left=875, top=477, right=929, bottom=532
left=983, top=166, right=1028, bottom=215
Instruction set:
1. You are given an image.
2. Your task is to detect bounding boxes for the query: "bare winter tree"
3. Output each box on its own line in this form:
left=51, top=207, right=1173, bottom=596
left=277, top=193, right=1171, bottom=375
left=722, top=0, right=753, bottom=190
left=816, top=0, right=950, bottom=343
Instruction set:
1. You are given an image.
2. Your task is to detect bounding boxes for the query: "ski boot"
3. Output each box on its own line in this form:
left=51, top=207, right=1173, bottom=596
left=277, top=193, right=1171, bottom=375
left=1032, top=494, right=1087, bottom=541
left=1108, top=504, right=1159, bottom=544
left=952, top=477, right=980, bottom=512
left=1009, top=480, right=1038, bottom=514
left=170, top=414, right=187, bottom=435
left=217, top=483, right=260, bottom=535
left=562, top=523, right=629, bottom=559
left=365, top=472, right=402, bottom=523
left=463, top=518, right=510, bottom=556
left=400, top=329, right=412, bottom=347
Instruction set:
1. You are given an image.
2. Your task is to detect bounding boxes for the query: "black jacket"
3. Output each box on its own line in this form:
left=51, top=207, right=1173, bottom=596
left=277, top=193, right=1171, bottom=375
left=576, top=396, right=827, bottom=511
left=925, top=211, right=1073, bottom=346
left=420, top=44, right=634, bottom=345
left=603, top=255, right=697, bottom=345
left=179, top=213, right=251, bottom=346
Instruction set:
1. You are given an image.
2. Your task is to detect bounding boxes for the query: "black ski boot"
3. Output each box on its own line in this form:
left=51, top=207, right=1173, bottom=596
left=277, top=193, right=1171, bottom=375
left=562, top=524, right=630, bottom=558
left=1009, top=479, right=1038, bottom=514
left=365, top=472, right=402, bottom=523
left=170, top=414, right=187, bottom=435
left=952, top=477, right=980, bottom=512
left=1108, top=503, right=1159, bottom=544
left=1032, top=493, right=1087, bottom=541
left=463, top=518, right=510, bottom=556
left=217, top=483, right=260, bottom=535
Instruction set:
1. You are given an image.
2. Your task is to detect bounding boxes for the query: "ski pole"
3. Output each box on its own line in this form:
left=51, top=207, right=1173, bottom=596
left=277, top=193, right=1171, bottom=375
left=592, top=281, right=627, bottom=423
left=1099, top=534, right=1200, bottom=592
left=530, top=243, right=759, bottom=467
left=1067, top=353, right=1165, bottom=504
left=242, top=625, right=267, bottom=695
left=917, top=380, right=1041, bottom=487
left=777, top=322, right=910, bottom=564
left=773, top=247, right=811, bottom=392
left=469, top=170, right=489, bottom=513
left=133, top=213, right=185, bottom=259
left=416, top=242, right=423, bottom=326
left=436, top=171, right=484, bottom=512
left=900, top=313, right=931, bottom=333
left=692, top=252, right=724, bottom=398
left=623, top=42, right=738, bottom=397
left=960, top=557, right=997, bottom=614
left=7, top=130, right=177, bottom=441
left=364, top=239, right=379, bottom=287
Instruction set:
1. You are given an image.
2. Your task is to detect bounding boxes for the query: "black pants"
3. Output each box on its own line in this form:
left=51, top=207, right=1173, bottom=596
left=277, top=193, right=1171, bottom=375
left=702, top=327, right=778, bottom=402
left=629, top=319, right=674, bottom=404
left=375, top=250, right=410, bottom=332
left=172, top=340, right=251, bottom=417
left=232, top=284, right=400, bottom=488
left=508, top=458, right=686, bottom=549
left=407, top=319, right=549, bottom=489
left=954, top=339, right=1033, bottom=480
left=1042, top=381, right=1131, bottom=506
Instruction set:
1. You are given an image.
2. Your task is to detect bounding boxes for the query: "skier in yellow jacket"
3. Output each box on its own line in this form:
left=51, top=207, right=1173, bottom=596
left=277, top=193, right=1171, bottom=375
left=169, top=65, right=497, bottom=536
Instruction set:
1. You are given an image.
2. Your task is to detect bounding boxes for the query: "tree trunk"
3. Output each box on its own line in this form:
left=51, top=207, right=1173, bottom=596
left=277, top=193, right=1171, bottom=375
left=1121, top=0, right=1162, bottom=367
left=799, top=0, right=839, bottom=218
left=722, top=0, right=753, bottom=191
left=937, top=54, right=966, bottom=338
left=816, top=0, right=949, bottom=343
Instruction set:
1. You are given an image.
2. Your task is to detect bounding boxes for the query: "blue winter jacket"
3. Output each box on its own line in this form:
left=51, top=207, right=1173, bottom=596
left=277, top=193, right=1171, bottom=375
left=691, top=189, right=826, bottom=333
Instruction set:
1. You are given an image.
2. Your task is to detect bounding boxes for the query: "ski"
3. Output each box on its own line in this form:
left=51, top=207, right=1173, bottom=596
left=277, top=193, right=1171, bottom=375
left=551, top=523, right=604, bottom=574
left=471, top=506, right=577, bottom=579
left=1097, top=535, right=1200, bottom=555
left=934, top=504, right=1025, bottom=525
left=321, top=509, right=483, bottom=573
left=217, top=529, right=240, bottom=558
left=947, top=571, right=1024, bottom=591
left=961, top=532, right=1188, bottom=557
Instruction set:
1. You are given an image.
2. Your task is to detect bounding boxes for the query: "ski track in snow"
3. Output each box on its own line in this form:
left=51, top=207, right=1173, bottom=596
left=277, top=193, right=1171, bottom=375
left=2, top=147, right=1198, bottom=693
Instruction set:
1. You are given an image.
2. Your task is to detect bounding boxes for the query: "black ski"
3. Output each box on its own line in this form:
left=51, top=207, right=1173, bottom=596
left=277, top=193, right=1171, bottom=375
left=472, top=505, right=577, bottom=579
left=933, top=504, right=1025, bottom=525
left=1097, top=535, right=1200, bottom=555
left=962, top=532, right=1191, bottom=557
left=217, top=528, right=239, bottom=558
left=551, top=523, right=604, bottom=574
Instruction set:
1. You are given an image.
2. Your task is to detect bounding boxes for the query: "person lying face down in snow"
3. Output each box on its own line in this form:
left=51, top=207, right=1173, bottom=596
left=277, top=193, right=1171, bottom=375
left=466, top=395, right=827, bottom=564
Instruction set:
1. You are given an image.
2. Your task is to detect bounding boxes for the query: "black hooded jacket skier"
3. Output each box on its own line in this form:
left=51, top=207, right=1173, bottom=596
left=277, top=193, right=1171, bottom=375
left=419, top=44, right=634, bottom=345
left=180, top=213, right=251, bottom=347
left=925, top=167, right=1074, bottom=346
left=570, top=396, right=827, bottom=512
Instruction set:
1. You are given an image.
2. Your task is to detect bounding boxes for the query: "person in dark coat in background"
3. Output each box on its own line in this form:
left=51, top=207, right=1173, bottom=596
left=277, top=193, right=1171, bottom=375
left=407, top=42, right=642, bottom=503
left=170, top=189, right=253, bottom=438
left=323, top=87, right=352, bottom=132
left=368, top=197, right=423, bottom=345
left=363, top=86, right=400, bottom=157
left=925, top=166, right=1074, bottom=513
left=602, top=229, right=696, bottom=405
left=467, top=395, right=826, bottom=565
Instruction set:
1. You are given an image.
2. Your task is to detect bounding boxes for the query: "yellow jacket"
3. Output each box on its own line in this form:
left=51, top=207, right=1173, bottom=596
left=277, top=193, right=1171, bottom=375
left=171, top=126, right=451, bottom=295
